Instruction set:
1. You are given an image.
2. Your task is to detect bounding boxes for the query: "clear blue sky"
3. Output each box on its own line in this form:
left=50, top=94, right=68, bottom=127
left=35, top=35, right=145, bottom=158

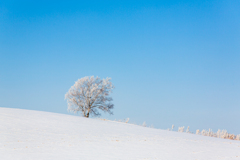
left=0, top=0, right=240, bottom=134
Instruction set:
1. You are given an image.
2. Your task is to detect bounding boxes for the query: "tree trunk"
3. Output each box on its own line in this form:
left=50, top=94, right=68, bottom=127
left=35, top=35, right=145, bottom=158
left=86, top=112, right=89, bottom=118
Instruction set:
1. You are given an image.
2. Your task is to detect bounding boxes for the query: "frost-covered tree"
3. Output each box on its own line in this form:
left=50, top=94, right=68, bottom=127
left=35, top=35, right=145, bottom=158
left=65, top=76, right=114, bottom=118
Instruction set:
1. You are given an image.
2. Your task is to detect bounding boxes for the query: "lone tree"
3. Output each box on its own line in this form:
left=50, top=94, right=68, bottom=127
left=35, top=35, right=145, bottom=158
left=65, top=76, right=114, bottom=118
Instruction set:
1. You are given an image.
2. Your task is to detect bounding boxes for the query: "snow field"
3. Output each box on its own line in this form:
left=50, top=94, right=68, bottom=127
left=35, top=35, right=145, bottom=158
left=0, top=107, right=240, bottom=160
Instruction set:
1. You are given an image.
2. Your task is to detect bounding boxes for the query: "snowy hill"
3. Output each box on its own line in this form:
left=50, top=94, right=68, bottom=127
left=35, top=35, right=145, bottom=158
left=0, top=107, right=240, bottom=160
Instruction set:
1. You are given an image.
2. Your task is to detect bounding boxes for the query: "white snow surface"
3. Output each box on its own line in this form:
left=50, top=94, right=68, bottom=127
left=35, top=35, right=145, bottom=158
left=0, top=107, right=240, bottom=160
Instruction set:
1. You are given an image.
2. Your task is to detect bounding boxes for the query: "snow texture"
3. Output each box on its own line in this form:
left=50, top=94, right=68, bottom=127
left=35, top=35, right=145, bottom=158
left=0, top=107, right=240, bottom=160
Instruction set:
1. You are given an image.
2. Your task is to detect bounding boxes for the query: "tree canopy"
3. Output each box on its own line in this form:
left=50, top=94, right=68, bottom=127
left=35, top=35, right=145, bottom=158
left=65, top=76, right=114, bottom=118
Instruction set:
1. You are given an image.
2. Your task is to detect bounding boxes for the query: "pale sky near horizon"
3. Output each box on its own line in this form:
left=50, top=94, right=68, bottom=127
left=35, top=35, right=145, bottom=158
left=0, top=0, right=240, bottom=134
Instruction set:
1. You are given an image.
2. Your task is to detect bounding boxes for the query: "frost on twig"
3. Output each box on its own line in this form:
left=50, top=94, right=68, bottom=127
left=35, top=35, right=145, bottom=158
left=142, top=122, right=147, bottom=127
left=171, top=125, right=175, bottom=131
left=65, top=76, right=114, bottom=118
left=178, top=126, right=184, bottom=132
